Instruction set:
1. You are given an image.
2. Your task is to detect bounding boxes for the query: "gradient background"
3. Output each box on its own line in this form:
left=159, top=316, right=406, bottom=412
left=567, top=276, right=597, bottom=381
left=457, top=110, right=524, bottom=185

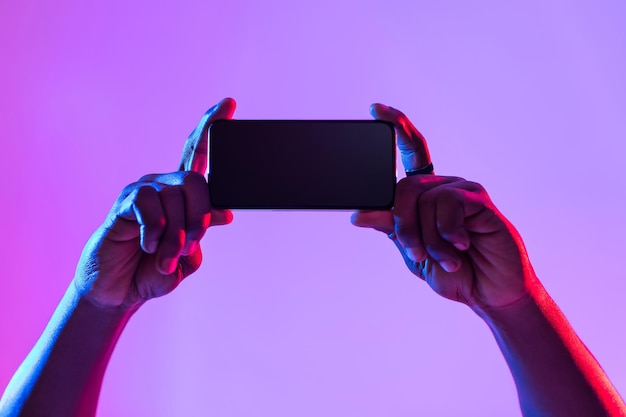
left=1, top=0, right=625, bottom=415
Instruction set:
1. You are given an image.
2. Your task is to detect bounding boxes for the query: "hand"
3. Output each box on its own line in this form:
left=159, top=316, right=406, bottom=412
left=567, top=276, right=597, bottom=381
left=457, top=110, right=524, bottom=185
left=73, top=98, right=236, bottom=310
left=351, top=104, right=536, bottom=309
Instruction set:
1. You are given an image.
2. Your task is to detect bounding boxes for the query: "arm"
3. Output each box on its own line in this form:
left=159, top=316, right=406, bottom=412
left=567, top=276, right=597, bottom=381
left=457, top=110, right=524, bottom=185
left=0, top=286, right=135, bottom=417
left=352, top=104, right=626, bottom=417
left=477, top=286, right=625, bottom=416
left=0, top=98, right=236, bottom=417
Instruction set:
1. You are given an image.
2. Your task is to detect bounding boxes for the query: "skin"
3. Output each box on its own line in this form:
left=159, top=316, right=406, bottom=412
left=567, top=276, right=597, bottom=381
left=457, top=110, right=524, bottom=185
left=0, top=99, right=236, bottom=417
left=75, top=97, right=237, bottom=310
left=1, top=99, right=625, bottom=417
left=353, top=104, right=626, bottom=416
left=351, top=103, right=532, bottom=310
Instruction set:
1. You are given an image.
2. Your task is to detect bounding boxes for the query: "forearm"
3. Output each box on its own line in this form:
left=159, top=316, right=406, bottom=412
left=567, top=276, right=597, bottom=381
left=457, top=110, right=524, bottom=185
left=0, top=282, right=137, bottom=417
left=475, top=283, right=626, bottom=417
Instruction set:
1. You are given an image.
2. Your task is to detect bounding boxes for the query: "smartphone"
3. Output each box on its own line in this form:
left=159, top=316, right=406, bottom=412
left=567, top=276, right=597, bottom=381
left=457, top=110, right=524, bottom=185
left=208, top=120, right=396, bottom=209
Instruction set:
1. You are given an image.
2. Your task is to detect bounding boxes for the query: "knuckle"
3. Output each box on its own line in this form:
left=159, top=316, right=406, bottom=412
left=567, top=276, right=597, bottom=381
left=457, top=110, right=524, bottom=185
left=119, top=182, right=141, bottom=198
left=420, top=186, right=438, bottom=203
left=438, top=181, right=477, bottom=202
left=151, top=172, right=184, bottom=187
left=132, top=186, right=167, bottom=229
left=396, top=177, right=417, bottom=196
left=181, top=171, right=207, bottom=188
left=434, top=186, right=460, bottom=203
left=395, top=108, right=409, bottom=120
left=443, top=175, right=466, bottom=183
left=159, top=184, right=182, bottom=198
left=463, top=180, right=485, bottom=192
left=162, top=228, right=186, bottom=249
left=145, top=210, right=167, bottom=229
left=135, top=184, right=157, bottom=201
left=143, top=217, right=166, bottom=233
left=138, top=173, right=160, bottom=183
left=154, top=217, right=167, bottom=230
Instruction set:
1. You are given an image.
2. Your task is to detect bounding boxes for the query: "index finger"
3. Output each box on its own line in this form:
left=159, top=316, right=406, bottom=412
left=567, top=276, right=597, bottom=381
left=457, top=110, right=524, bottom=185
left=179, top=97, right=237, bottom=174
left=370, top=103, right=433, bottom=173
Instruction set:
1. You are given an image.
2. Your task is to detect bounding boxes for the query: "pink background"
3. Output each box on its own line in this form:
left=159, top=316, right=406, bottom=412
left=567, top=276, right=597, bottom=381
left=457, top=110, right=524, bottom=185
left=1, top=1, right=625, bottom=415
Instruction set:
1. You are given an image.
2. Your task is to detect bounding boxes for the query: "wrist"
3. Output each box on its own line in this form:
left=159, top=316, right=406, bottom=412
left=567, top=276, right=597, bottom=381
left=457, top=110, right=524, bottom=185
left=69, top=280, right=141, bottom=325
left=470, top=281, right=549, bottom=330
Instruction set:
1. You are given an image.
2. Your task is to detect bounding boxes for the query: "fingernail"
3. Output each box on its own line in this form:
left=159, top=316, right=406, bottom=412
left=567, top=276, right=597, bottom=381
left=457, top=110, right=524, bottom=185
left=184, top=240, right=198, bottom=255
left=145, top=241, right=158, bottom=254
left=453, top=241, right=469, bottom=251
left=440, top=260, right=459, bottom=273
left=406, top=247, right=423, bottom=262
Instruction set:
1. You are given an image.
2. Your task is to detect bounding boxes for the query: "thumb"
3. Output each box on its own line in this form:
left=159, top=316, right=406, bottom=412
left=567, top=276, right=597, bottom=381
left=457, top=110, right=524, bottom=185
left=179, top=98, right=237, bottom=174
left=369, top=103, right=433, bottom=173
left=351, top=210, right=395, bottom=235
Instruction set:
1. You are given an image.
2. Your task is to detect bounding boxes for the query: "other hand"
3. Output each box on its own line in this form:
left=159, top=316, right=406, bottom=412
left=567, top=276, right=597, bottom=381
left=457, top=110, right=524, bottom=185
left=351, top=104, right=536, bottom=309
left=73, top=98, right=236, bottom=309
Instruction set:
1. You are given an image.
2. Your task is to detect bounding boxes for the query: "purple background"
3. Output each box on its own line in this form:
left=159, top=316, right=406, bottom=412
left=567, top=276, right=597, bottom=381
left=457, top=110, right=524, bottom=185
left=1, top=1, right=625, bottom=415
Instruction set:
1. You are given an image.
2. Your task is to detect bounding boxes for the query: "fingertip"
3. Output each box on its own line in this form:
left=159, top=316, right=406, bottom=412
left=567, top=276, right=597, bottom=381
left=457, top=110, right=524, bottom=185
left=209, top=209, right=234, bottom=226
left=442, top=228, right=471, bottom=251
left=159, top=256, right=179, bottom=275
left=220, top=97, right=236, bottom=106
left=215, top=97, right=237, bottom=119
left=350, top=210, right=374, bottom=227
left=181, top=240, right=199, bottom=256
left=406, top=247, right=427, bottom=263
left=350, top=210, right=363, bottom=226
left=369, top=103, right=380, bottom=118
left=202, top=98, right=237, bottom=123
left=351, top=210, right=395, bottom=234
left=453, top=241, right=470, bottom=251
left=440, top=258, right=461, bottom=273
left=369, top=102, right=390, bottom=118
left=143, top=240, right=158, bottom=254
left=224, top=209, right=234, bottom=224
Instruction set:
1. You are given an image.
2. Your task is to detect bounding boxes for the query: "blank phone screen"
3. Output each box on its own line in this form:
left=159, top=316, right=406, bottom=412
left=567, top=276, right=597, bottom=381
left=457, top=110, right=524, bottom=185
left=208, top=120, right=396, bottom=209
